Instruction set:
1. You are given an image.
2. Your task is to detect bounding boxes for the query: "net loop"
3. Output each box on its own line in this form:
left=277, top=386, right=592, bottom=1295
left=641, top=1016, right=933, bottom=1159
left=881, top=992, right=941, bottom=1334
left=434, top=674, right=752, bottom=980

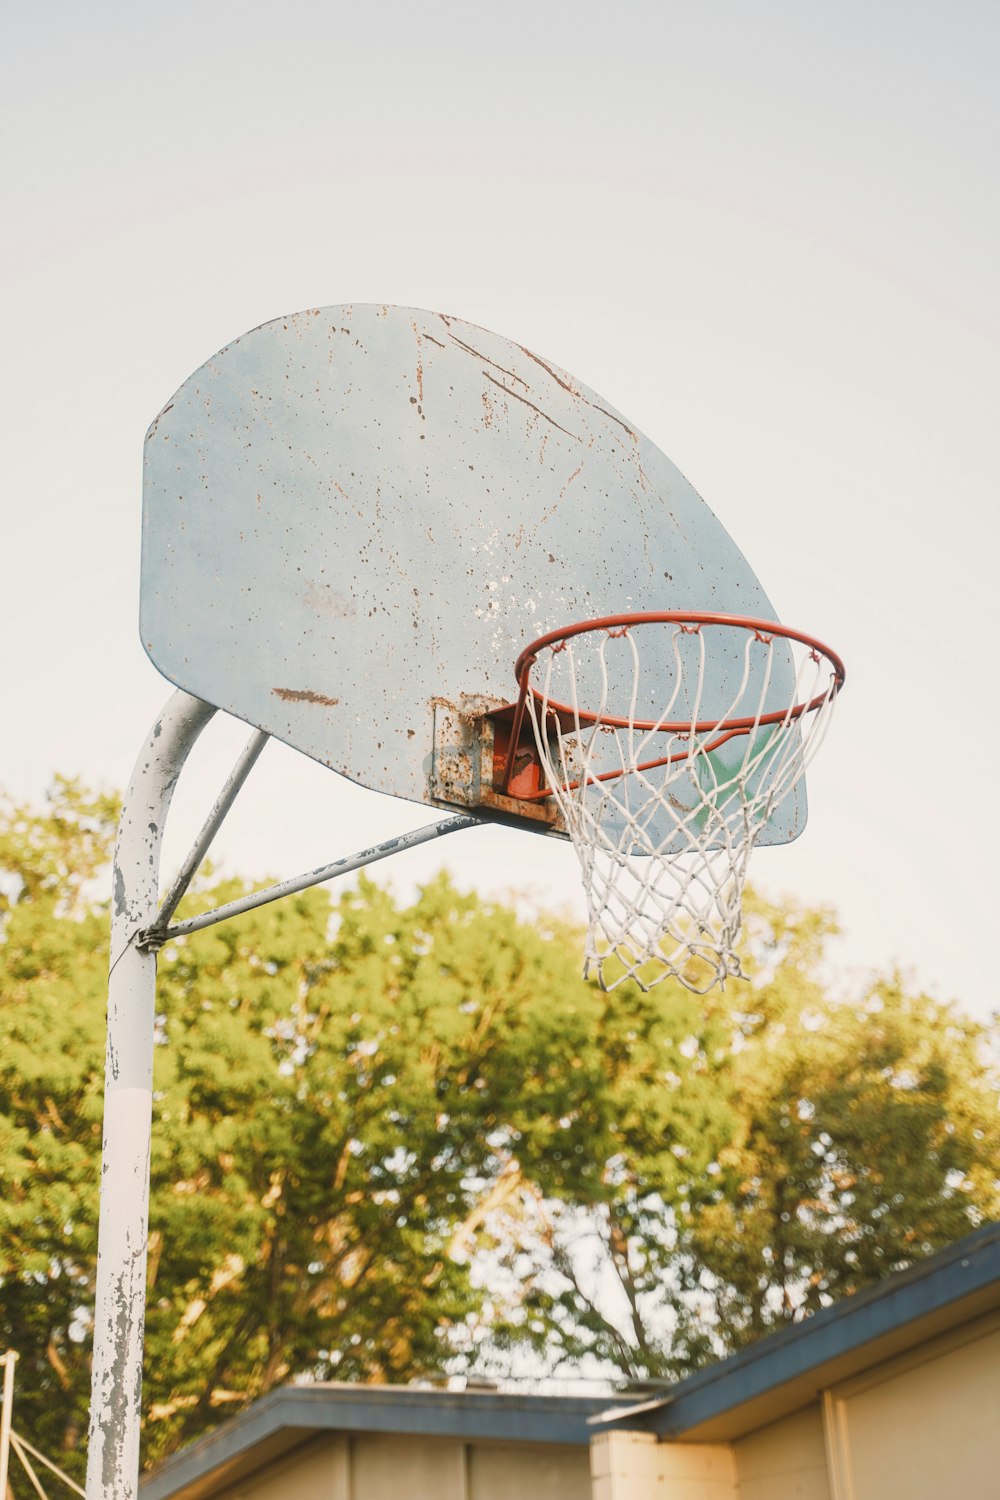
left=510, top=612, right=844, bottom=995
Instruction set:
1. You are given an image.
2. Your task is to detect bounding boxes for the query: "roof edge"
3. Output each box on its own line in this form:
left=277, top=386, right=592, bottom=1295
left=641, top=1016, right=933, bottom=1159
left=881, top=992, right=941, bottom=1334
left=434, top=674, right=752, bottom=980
left=141, top=1383, right=635, bottom=1500
left=593, top=1220, right=1000, bottom=1439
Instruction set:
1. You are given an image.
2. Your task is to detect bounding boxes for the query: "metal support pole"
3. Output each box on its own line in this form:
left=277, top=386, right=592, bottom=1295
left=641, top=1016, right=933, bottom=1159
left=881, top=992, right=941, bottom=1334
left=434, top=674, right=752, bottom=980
left=0, top=1349, right=17, bottom=1500
left=85, top=693, right=478, bottom=1495
left=154, top=727, right=269, bottom=931
left=144, top=812, right=478, bottom=944
left=85, top=692, right=215, bottom=1500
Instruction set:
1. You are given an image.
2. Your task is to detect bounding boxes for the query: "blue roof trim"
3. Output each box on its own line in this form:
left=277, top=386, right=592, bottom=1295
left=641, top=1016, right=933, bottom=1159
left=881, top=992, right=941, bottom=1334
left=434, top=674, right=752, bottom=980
left=595, top=1220, right=1000, bottom=1438
left=141, top=1384, right=635, bottom=1498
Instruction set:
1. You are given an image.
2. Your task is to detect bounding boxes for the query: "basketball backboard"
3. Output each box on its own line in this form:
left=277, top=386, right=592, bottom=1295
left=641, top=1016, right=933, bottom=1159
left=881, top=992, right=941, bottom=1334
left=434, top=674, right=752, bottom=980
left=93, top=303, right=840, bottom=1500
left=141, top=303, right=805, bottom=845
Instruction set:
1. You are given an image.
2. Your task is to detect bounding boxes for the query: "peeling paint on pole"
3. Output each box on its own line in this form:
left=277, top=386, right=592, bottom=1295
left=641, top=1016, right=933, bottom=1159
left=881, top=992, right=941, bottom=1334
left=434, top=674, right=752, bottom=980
left=86, top=693, right=214, bottom=1500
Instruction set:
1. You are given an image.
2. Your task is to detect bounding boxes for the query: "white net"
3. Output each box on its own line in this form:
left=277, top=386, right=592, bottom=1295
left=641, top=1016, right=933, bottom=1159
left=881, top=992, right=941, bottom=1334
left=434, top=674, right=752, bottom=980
left=519, top=616, right=842, bottom=994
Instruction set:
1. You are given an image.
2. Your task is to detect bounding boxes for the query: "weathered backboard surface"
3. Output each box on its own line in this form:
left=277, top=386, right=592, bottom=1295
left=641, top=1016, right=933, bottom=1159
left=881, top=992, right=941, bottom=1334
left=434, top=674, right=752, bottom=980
left=141, top=304, right=805, bottom=843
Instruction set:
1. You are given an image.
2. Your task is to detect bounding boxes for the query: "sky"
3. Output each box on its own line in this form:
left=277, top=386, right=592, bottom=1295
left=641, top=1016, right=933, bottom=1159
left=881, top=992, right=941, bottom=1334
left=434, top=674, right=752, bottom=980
left=3, top=2, right=998, bottom=1020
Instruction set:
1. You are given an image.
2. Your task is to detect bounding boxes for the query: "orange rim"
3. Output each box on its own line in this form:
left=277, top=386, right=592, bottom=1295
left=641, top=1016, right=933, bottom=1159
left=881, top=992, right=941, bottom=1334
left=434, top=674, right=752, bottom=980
left=500, top=611, right=845, bottom=799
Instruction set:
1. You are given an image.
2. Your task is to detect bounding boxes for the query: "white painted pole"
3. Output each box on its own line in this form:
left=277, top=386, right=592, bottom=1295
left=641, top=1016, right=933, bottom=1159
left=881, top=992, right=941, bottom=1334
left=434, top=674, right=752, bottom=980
left=151, top=811, right=477, bottom=942
left=153, top=727, right=270, bottom=932
left=0, top=1349, right=17, bottom=1500
left=85, top=692, right=215, bottom=1500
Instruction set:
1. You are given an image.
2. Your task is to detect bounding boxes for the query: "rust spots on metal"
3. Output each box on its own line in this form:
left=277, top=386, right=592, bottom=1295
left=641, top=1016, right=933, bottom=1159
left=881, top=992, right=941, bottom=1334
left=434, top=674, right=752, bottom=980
left=430, top=696, right=565, bottom=833
left=518, top=344, right=636, bottom=439
left=481, top=373, right=579, bottom=441
left=588, top=401, right=637, bottom=439
left=518, top=345, right=580, bottom=396
left=422, top=332, right=446, bottom=349
left=448, top=332, right=529, bottom=389
left=537, top=464, right=584, bottom=529
left=411, top=320, right=425, bottom=405
left=145, top=402, right=175, bottom=442
left=560, top=464, right=583, bottom=499
left=272, top=688, right=340, bottom=706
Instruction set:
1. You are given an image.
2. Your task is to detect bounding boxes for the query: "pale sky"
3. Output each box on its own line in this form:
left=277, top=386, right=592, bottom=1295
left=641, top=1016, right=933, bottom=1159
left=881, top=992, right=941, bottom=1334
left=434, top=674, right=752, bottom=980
left=3, top=2, right=998, bottom=1018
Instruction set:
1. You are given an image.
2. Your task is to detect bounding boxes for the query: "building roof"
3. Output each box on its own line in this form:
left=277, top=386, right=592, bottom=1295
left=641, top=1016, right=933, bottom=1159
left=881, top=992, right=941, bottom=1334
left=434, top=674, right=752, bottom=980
left=140, top=1383, right=636, bottom=1500
left=592, top=1219, right=1000, bottom=1442
left=142, top=1221, right=1000, bottom=1497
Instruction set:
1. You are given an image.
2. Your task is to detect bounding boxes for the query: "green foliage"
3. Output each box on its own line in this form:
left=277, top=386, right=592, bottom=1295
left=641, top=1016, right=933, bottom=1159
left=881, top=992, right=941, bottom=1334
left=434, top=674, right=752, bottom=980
left=0, top=781, right=117, bottom=1462
left=672, top=899, right=1000, bottom=1354
left=0, top=781, right=998, bottom=1479
left=503, top=890, right=1000, bottom=1378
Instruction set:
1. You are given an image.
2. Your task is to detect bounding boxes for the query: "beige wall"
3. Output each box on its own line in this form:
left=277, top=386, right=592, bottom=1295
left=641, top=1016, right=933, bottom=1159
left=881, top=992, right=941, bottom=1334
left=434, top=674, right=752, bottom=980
left=593, top=1308, right=1000, bottom=1500
left=593, top=1411, right=830, bottom=1500
left=823, top=1309, right=1000, bottom=1500
left=195, top=1305, right=1000, bottom=1500
left=733, top=1406, right=830, bottom=1500
left=212, top=1431, right=591, bottom=1500
left=468, top=1440, right=590, bottom=1500
left=212, top=1435, right=350, bottom=1500
left=592, top=1432, right=737, bottom=1500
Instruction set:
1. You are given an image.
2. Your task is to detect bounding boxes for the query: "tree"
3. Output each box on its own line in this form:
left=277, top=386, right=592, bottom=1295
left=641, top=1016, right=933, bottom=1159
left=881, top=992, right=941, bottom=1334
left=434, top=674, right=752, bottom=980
left=490, top=890, right=1000, bottom=1376
left=0, top=781, right=998, bottom=1479
left=670, top=895, right=1000, bottom=1355
left=3, top=784, right=724, bottom=1469
left=0, top=779, right=117, bottom=1460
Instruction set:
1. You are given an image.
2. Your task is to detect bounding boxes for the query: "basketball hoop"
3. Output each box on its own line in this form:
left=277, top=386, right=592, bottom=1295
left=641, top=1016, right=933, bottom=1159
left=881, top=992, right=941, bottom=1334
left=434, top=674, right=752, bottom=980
left=107, top=304, right=847, bottom=1500
left=498, top=612, right=845, bottom=994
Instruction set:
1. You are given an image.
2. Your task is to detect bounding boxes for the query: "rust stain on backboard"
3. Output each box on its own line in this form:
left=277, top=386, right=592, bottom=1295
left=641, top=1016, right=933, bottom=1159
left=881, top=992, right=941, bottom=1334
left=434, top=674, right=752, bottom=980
left=272, top=687, right=340, bottom=706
